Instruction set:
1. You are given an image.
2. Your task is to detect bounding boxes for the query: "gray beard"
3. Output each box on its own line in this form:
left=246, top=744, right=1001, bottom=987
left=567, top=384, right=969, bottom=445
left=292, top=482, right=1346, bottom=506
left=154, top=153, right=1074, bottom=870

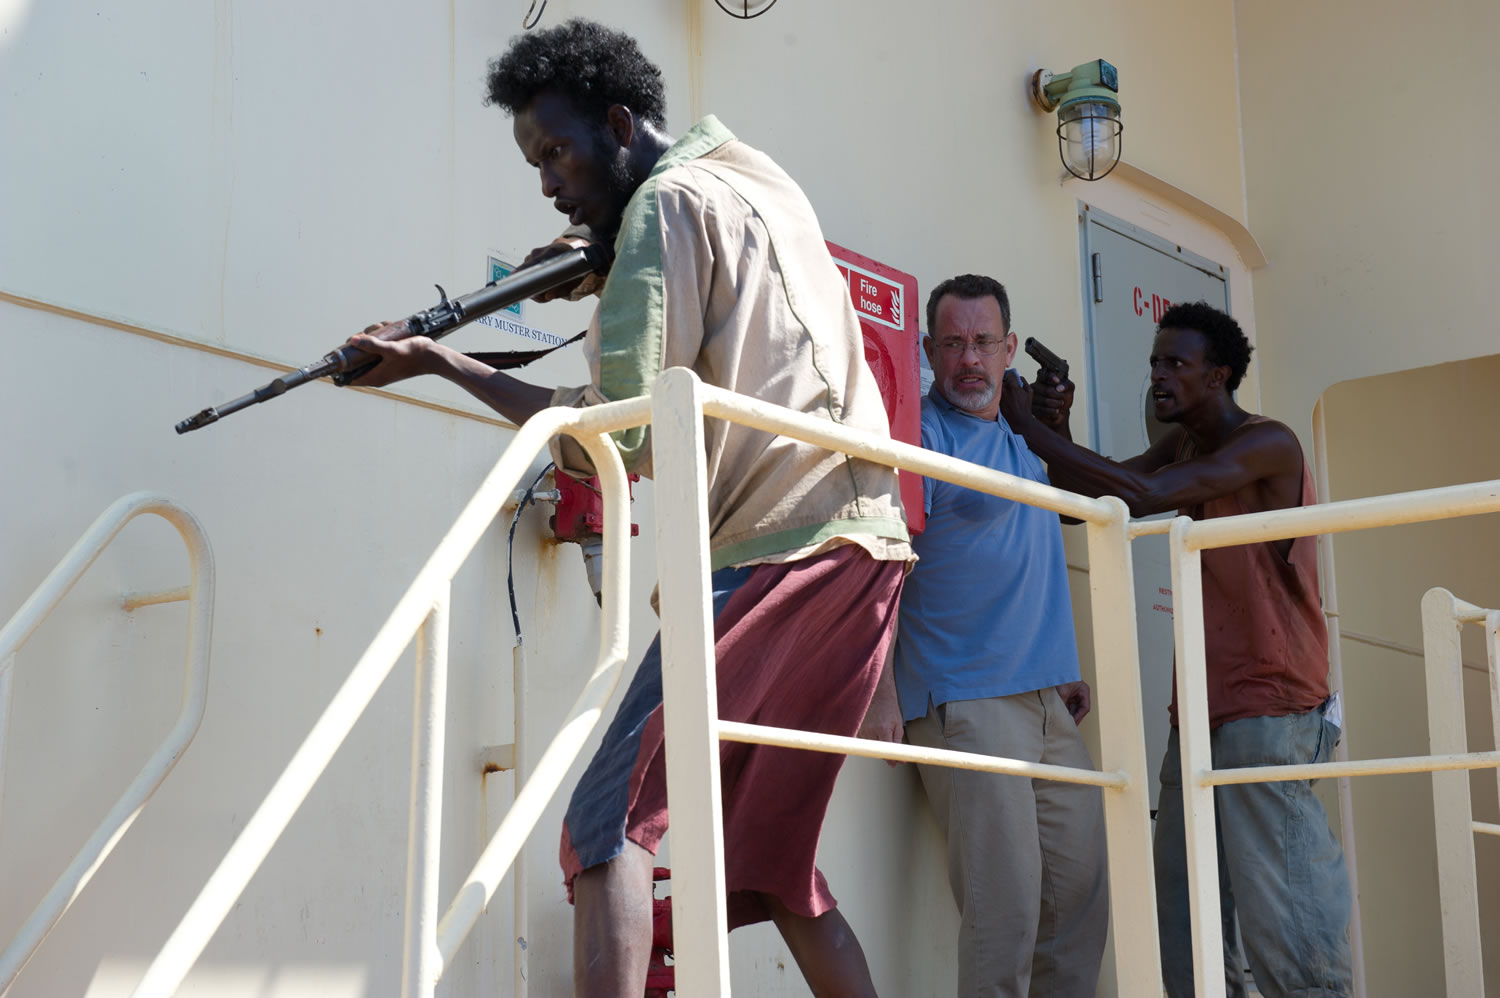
left=942, top=375, right=996, bottom=413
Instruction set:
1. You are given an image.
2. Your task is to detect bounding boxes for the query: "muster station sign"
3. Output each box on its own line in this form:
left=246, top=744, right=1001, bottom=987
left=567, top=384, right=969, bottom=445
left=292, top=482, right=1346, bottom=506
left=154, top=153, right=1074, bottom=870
left=826, top=241, right=924, bottom=534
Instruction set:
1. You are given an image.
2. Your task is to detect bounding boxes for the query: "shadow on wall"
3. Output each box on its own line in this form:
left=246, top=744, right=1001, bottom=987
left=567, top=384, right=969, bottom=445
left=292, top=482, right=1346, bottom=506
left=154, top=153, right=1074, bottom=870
left=1318, top=352, right=1500, bottom=998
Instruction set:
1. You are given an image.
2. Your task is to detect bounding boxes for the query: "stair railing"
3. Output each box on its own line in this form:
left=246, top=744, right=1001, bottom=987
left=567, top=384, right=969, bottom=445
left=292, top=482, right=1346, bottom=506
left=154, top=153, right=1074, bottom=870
left=131, top=399, right=646, bottom=998
left=0, top=492, right=214, bottom=992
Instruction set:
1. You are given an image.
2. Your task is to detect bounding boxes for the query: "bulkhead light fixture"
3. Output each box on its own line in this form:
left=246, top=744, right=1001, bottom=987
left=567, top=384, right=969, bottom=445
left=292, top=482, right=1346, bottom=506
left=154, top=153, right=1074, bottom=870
left=1030, top=59, right=1122, bottom=181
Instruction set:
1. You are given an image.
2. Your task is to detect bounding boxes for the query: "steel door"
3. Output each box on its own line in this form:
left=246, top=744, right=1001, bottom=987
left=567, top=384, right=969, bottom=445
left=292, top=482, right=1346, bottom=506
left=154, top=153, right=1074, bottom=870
left=1079, top=205, right=1230, bottom=809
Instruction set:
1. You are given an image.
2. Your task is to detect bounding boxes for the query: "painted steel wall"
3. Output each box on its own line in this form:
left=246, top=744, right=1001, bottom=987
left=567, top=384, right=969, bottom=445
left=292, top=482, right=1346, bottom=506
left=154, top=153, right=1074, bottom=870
left=1236, top=5, right=1500, bottom=991
left=1320, top=357, right=1500, bottom=997
left=1236, top=0, right=1500, bottom=430
left=1, top=1, right=1258, bottom=994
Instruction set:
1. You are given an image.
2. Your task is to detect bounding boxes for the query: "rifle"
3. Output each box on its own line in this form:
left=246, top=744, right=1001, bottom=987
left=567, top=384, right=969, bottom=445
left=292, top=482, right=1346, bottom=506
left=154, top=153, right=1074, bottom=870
left=1023, top=336, right=1070, bottom=384
left=174, top=243, right=613, bottom=434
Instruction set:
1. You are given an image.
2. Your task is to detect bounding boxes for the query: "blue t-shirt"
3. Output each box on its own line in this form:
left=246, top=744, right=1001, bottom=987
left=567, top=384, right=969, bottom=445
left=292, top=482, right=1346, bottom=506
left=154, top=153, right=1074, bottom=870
left=893, top=386, right=1082, bottom=722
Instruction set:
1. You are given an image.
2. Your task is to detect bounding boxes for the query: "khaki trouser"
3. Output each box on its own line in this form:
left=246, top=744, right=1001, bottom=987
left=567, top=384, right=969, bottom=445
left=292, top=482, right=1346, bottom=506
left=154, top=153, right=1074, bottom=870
left=907, top=688, right=1109, bottom=998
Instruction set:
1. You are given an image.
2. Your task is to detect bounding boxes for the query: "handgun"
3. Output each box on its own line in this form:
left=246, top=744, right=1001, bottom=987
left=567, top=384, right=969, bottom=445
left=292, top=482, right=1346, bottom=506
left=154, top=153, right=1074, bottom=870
left=1023, top=337, right=1070, bottom=384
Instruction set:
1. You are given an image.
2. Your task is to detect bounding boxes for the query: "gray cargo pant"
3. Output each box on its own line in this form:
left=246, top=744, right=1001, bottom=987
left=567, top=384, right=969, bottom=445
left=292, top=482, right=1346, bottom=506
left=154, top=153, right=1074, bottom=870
left=1155, top=710, right=1353, bottom=998
left=907, top=688, right=1109, bottom=998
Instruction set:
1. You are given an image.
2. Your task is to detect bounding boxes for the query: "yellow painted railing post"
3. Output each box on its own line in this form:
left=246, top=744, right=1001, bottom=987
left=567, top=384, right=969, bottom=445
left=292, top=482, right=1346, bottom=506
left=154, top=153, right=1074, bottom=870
left=1487, top=610, right=1500, bottom=833
left=1421, top=587, right=1483, bottom=994
left=1084, top=496, right=1163, bottom=993
left=402, top=590, right=450, bottom=997
left=1169, top=516, right=1226, bottom=998
left=651, top=368, right=732, bottom=996
left=0, top=493, right=215, bottom=994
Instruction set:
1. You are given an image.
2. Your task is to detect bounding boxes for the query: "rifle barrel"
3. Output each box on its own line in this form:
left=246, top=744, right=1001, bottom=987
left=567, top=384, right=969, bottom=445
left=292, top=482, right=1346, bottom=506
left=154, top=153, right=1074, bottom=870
left=174, top=243, right=611, bottom=434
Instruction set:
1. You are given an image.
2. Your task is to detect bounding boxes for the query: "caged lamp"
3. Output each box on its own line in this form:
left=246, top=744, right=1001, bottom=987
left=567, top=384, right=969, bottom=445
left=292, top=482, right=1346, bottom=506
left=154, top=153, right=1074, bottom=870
left=1030, top=59, right=1122, bottom=181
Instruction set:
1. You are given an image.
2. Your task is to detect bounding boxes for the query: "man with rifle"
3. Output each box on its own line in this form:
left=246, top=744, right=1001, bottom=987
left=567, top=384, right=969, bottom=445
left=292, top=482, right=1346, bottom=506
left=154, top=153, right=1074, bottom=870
left=871, top=273, right=1109, bottom=997
left=1000, top=302, right=1351, bottom=998
left=345, top=18, right=912, bottom=998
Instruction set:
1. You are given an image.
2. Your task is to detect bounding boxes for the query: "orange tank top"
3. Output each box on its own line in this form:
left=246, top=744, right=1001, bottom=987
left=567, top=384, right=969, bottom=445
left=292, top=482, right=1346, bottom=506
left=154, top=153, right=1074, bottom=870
left=1167, top=416, right=1330, bottom=729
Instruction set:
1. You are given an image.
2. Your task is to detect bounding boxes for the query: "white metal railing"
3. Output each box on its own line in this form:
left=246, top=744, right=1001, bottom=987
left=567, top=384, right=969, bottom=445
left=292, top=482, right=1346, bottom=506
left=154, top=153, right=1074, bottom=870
left=0, top=492, right=215, bottom=992
left=1165, top=483, right=1500, bottom=998
left=1424, top=589, right=1500, bottom=994
left=648, top=370, right=1500, bottom=996
left=648, top=368, right=1162, bottom=994
left=126, top=365, right=1500, bottom=996
left=129, top=367, right=1164, bottom=996
left=130, top=399, right=647, bottom=998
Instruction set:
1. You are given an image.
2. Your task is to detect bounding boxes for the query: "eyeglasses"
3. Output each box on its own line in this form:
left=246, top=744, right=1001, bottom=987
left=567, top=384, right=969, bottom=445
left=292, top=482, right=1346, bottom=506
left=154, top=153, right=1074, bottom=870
left=933, top=337, right=1006, bottom=356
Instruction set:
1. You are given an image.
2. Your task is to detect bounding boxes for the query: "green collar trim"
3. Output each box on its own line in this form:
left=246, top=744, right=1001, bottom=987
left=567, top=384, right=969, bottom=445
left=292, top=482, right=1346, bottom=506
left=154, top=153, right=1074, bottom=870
left=649, top=115, right=735, bottom=179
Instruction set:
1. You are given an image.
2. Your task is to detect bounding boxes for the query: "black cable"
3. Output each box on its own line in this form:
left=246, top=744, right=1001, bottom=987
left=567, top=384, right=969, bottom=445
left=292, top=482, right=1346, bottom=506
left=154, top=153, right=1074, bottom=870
left=522, top=0, right=547, bottom=29
left=507, top=463, right=555, bottom=644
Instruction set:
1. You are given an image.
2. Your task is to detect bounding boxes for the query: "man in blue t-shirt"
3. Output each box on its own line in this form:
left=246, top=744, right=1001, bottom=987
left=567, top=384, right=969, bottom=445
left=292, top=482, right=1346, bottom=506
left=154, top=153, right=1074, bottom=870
left=879, top=274, right=1108, bottom=996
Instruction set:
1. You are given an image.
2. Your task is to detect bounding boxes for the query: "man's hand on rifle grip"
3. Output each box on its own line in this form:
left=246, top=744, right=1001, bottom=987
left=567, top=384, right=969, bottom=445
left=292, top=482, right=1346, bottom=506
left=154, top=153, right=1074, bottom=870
left=342, top=322, right=438, bottom=389
left=521, top=234, right=608, bottom=302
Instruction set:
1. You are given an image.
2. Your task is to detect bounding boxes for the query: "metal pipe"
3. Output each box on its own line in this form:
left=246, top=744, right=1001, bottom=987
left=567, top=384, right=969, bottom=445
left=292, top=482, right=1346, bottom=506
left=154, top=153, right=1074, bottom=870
left=1081, top=497, right=1164, bottom=993
left=1453, top=601, right=1491, bottom=623
left=1423, top=588, right=1484, bottom=994
left=1488, top=611, right=1500, bottom=814
left=697, top=384, right=1113, bottom=524
left=121, top=585, right=192, bottom=611
left=1338, top=628, right=1487, bottom=675
left=401, top=592, right=450, bottom=997
left=714, top=721, right=1128, bottom=788
left=0, top=493, right=215, bottom=993
left=1200, top=750, right=1500, bottom=785
left=433, top=427, right=634, bottom=970
left=512, top=640, right=529, bottom=998
left=1168, top=518, right=1228, bottom=998
left=1181, top=479, right=1500, bottom=551
left=653, top=369, right=733, bottom=995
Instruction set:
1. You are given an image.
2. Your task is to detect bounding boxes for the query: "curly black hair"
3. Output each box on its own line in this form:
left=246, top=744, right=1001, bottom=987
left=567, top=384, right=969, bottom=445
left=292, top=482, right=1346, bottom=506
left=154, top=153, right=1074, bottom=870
left=485, top=19, right=667, bottom=129
left=925, top=274, right=1011, bottom=337
left=1158, top=301, right=1253, bottom=392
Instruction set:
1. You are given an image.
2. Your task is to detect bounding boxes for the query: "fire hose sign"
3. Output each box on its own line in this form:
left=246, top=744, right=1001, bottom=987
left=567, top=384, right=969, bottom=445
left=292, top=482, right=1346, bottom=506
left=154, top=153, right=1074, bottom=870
left=833, top=259, right=906, bottom=331
left=826, top=241, right=924, bottom=534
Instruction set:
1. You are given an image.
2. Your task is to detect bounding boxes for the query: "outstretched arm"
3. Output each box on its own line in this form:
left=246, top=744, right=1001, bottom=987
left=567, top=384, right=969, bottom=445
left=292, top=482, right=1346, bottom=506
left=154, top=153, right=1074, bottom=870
left=998, top=371, right=1301, bottom=518
left=344, top=329, right=555, bottom=426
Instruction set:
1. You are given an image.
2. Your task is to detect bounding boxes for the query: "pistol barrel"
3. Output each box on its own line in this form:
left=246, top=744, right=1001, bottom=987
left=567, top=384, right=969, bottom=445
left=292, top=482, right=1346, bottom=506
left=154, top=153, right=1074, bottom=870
left=1023, top=336, right=1069, bottom=379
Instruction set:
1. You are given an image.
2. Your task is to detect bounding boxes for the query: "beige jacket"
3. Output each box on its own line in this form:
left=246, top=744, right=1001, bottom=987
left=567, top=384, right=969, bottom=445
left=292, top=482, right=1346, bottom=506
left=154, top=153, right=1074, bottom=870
left=550, top=116, right=911, bottom=571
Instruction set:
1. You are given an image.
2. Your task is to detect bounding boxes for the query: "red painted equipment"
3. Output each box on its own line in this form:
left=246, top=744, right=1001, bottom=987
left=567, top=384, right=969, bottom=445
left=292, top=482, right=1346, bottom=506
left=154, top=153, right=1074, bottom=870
left=645, top=867, right=675, bottom=997
left=826, top=241, right=925, bottom=535
left=550, top=469, right=641, bottom=540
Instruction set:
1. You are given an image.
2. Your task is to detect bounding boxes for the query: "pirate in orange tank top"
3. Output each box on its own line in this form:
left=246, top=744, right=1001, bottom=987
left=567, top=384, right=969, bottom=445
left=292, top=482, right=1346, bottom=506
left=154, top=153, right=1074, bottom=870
left=1000, top=302, right=1352, bottom=998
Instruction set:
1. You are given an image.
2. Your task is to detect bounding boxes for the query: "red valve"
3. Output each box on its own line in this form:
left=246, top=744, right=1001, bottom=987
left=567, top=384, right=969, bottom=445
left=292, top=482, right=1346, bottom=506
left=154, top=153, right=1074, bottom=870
left=550, top=469, right=641, bottom=541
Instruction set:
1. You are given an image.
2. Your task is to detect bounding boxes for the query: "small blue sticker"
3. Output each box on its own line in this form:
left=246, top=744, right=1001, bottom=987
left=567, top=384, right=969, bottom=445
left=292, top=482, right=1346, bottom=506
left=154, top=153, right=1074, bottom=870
left=487, top=256, right=524, bottom=317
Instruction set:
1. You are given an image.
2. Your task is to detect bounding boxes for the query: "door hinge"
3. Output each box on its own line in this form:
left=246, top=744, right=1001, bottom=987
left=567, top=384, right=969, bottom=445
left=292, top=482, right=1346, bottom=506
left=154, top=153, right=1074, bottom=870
left=1091, top=253, right=1103, bottom=303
